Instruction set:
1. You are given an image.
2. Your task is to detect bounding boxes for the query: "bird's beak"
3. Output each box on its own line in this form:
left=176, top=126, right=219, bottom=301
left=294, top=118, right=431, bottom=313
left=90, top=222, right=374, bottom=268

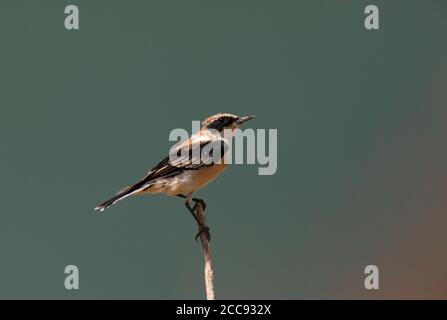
left=235, top=115, right=256, bottom=125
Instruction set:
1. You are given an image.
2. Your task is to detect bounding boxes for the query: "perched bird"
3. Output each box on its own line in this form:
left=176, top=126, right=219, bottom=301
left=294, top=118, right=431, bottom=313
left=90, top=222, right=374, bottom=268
left=95, top=113, right=255, bottom=240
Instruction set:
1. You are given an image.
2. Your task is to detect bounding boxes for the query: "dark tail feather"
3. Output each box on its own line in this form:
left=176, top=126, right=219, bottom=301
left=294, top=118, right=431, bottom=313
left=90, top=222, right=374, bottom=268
left=95, top=170, right=158, bottom=212
left=94, top=186, right=137, bottom=212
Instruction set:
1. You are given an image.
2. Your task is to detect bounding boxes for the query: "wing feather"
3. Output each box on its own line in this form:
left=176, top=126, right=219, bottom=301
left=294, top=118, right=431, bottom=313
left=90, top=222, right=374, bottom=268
left=127, top=137, right=229, bottom=192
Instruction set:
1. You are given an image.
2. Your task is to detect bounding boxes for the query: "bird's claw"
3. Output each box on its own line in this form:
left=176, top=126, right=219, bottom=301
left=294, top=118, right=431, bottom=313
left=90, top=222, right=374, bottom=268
left=195, top=225, right=211, bottom=241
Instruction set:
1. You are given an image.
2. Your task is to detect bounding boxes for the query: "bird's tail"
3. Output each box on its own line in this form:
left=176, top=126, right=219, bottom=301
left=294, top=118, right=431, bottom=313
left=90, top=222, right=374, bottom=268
left=94, top=185, right=140, bottom=212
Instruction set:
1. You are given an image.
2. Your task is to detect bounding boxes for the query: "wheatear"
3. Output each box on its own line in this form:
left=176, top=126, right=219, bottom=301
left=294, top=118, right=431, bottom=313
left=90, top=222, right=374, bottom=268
left=95, top=113, right=255, bottom=240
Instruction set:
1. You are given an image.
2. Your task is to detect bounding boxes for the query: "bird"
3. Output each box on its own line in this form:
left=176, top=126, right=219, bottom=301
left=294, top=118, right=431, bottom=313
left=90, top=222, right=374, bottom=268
left=94, top=113, right=255, bottom=240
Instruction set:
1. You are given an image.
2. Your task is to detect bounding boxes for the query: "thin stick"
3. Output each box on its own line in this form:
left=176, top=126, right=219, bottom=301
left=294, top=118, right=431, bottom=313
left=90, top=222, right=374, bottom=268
left=195, top=202, right=215, bottom=300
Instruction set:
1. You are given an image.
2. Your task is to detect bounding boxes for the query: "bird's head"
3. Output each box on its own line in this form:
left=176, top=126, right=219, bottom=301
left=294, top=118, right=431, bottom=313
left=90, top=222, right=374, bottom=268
left=202, top=113, right=255, bottom=133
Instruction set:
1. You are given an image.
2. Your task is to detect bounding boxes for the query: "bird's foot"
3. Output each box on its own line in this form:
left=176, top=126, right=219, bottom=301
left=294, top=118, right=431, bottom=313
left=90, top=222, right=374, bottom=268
left=195, top=225, right=211, bottom=241
left=179, top=194, right=210, bottom=241
left=177, top=194, right=207, bottom=211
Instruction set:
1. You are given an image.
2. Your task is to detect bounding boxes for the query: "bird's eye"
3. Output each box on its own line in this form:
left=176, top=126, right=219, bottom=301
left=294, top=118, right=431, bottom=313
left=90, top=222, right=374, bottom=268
left=218, top=117, right=225, bottom=123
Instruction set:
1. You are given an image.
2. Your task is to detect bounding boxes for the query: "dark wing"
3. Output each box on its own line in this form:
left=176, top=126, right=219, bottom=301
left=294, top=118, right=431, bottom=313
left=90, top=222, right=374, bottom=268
left=115, top=138, right=228, bottom=195
left=144, top=138, right=229, bottom=182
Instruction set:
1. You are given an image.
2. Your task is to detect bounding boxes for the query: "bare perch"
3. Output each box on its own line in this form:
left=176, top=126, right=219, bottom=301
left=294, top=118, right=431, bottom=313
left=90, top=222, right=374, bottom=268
left=194, top=202, right=215, bottom=300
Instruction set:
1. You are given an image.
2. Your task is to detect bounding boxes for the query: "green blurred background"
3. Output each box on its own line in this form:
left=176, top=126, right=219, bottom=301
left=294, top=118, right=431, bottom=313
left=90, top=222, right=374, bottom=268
left=0, top=0, right=446, bottom=299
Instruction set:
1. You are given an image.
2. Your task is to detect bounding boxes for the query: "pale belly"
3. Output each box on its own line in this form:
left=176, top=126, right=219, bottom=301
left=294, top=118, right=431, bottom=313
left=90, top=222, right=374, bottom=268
left=138, top=164, right=227, bottom=196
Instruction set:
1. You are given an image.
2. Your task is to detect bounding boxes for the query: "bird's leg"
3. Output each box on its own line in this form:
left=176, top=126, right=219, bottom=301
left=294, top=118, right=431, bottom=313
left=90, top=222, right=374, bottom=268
left=179, top=195, right=210, bottom=241
left=177, top=194, right=207, bottom=211
left=184, top=201, right=211, bottom=241
left=184, top=201, right=203, bottom=226
left=192, top=198, right=207, bottom=211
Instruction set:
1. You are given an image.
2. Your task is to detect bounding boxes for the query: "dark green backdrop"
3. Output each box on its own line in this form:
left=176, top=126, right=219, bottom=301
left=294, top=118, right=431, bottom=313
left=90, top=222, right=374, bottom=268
left=1, top=1, right=446, bottom=299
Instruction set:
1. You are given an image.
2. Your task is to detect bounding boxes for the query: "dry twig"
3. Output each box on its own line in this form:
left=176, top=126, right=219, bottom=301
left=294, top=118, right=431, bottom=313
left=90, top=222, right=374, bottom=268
left=194, top=202, right=214, bottom=300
